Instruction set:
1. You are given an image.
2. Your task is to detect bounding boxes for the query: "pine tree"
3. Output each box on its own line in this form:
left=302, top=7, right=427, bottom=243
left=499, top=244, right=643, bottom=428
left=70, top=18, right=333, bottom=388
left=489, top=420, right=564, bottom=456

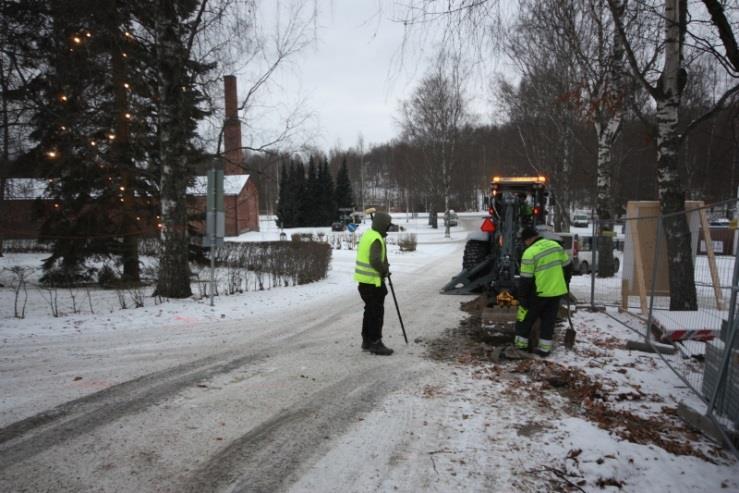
left=334, top=158, right=354, bottom=216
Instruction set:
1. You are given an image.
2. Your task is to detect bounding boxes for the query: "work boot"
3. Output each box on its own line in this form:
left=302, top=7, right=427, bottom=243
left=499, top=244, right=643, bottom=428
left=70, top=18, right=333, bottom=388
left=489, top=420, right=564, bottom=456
left=361, top=339, right=371, bottom=351
left=532, top=347, right=551, bottom=358
left=368, top=340, right=394, bottom=356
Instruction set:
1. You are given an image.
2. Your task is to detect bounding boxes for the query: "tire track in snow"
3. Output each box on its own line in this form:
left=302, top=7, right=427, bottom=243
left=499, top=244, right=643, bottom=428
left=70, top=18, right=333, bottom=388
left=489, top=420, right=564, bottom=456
left=0, top=310, right=345, bottom=470
left=181, top=363, right=418, bottom=493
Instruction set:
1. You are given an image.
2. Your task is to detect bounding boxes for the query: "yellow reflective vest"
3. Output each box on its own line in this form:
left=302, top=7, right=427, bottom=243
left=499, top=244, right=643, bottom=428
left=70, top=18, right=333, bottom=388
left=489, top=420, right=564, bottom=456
left=520, top=238, right=570, bottom=297
left=354, top=229, right=386, bottom=287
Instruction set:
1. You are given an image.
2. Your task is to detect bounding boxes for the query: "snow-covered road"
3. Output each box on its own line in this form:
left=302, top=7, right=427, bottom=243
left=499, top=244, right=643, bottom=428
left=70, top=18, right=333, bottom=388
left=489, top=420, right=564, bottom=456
left=0, top=220, right=482, bottom=492
left=1, top=216, right=737, bottom=492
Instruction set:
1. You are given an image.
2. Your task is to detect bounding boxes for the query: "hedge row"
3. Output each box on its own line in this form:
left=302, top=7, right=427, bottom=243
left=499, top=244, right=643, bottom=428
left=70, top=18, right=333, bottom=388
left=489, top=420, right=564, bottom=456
left=215, top=239, right=332, bottom=286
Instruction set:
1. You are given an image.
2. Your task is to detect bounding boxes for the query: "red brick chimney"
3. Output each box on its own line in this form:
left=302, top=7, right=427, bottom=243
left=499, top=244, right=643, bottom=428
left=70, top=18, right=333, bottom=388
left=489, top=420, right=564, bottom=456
left=223, top=75, right=243, bottom=175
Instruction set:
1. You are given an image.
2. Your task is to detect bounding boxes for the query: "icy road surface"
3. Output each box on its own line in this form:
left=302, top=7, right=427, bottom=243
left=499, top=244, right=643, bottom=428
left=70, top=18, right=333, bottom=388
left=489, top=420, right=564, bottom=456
left=1, top=215, right=737, bottom=492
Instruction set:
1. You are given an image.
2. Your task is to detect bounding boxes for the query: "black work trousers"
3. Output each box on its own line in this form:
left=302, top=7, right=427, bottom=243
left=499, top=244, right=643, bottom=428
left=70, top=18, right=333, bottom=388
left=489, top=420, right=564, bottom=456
left=515, top=295, right=561, bottom=342
left=358, top=282, right=387, bottom=342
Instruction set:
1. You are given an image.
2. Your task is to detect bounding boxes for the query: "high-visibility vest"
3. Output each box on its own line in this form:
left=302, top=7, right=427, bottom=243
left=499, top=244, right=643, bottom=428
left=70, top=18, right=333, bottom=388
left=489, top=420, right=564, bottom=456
left=354, top=229, right=386, bottom=286
left=520, top=238, right=570, bottom=297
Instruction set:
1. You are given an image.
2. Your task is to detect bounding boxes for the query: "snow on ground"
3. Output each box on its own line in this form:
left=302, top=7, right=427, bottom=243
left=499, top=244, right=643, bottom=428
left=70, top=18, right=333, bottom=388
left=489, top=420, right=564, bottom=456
left=0, top=213, right=459, bottom=335
left=1, top=213, right=738, bottom=492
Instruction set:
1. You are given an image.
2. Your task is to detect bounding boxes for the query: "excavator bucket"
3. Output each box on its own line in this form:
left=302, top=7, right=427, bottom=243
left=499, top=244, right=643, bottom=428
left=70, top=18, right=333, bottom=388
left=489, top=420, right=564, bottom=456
left=440, top=257, right=496, bottom=294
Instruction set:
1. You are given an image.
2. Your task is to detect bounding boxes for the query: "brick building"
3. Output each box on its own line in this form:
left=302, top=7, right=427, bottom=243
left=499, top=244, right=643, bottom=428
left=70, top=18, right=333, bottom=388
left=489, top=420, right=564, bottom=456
left=0, top=74, right=259, bottom=243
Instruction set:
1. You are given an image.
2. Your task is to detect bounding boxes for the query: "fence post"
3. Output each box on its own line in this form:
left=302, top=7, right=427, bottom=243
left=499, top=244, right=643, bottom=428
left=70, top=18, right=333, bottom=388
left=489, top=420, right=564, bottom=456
left=645, top=216, right=662, bottom=344
left=707, top=243, right=739, bottom=420
left=590, top=212, right=597, bottom=310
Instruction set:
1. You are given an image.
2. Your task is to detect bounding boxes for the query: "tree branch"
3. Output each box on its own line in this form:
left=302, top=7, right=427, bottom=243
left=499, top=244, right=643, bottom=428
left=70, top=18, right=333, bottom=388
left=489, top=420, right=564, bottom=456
left=606, top=0, right=660, bottom=99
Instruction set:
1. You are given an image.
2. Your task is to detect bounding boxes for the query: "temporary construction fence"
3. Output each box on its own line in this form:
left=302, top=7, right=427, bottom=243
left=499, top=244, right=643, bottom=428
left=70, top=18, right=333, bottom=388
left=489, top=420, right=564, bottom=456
left=573, top=200, right=738, bottom=456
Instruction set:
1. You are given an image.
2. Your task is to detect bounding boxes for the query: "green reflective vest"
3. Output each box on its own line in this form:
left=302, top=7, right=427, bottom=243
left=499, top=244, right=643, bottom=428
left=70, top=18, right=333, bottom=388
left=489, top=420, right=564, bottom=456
left=354, top=229, right=386, bottom=286
left=520, top=238, right=569, bottom=297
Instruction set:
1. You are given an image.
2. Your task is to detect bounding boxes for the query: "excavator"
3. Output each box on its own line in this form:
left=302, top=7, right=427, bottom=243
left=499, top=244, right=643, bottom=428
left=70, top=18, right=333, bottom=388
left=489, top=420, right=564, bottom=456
left=441, top=175, right=552, bottom=327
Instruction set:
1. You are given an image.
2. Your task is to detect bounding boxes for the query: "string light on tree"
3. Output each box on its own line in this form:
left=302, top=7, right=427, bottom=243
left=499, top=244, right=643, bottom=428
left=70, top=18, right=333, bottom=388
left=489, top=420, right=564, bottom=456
left=46, top=150, right=58, bottom=159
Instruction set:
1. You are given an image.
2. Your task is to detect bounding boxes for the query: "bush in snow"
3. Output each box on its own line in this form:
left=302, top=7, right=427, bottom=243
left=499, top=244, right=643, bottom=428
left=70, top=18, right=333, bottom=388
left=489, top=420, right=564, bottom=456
left=215, top=240, right=331, bottom=288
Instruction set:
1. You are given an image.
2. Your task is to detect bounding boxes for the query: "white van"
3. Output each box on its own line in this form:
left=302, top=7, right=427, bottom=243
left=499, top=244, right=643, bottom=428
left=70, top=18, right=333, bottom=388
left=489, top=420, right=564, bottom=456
left=572, top=213, right=589, bottom=228
left=574, top=234, right=622, bottom=274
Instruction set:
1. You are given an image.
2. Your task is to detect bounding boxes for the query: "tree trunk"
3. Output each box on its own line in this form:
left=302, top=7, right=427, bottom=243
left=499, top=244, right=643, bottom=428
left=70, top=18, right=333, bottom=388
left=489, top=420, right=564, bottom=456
left=595, top=118, right=619, bottom=277
left=155, top=1, right=192, bottom=298
left=657, top=0, right=697, bottom=310
left=0, top=50, right=7, bottom=257
left=108, top=4, right=139, bottom=283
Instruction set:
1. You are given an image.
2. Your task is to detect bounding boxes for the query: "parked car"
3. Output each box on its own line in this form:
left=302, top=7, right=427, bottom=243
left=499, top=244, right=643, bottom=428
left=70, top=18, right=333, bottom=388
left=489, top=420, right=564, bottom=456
left=573, top=234, right=622, bottom=274
left=543, top=231, right=576, bottom=262
left=710, top=218, right=730, bottom=227
left=572, top=213, right=590, bottom=228
left=444, top=210, right=459, bottom=227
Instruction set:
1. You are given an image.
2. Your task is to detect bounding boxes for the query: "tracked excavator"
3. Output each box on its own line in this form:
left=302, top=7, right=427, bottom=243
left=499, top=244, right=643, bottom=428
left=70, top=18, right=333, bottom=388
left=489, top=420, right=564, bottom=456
left=441, top=175, right=553, bottom=327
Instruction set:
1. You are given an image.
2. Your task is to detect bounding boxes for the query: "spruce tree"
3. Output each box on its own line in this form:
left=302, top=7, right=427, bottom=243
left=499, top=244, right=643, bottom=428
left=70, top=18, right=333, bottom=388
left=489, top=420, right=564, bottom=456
left=318, top=158, right=335, bottom=225
left=17, top=0, right=158, bottom=283
left=334, top=158, right=355, bottom=217
left=305, top=157, right=320, bottom=226
left=276, top=161, right=289, bottom=228
left=293, top=160, right=307, bottom=227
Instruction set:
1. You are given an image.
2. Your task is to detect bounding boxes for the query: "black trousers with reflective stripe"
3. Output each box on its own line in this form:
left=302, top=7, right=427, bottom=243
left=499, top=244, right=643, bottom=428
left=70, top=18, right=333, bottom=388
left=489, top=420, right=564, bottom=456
left=515, top=295, right=561, bottom=343
left=358, top=282, right=387, bottom=342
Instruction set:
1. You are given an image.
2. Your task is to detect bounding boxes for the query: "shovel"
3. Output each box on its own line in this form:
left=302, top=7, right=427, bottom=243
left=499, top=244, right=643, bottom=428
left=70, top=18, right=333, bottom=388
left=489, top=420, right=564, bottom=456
left=564, top=292, right=576, bottom=349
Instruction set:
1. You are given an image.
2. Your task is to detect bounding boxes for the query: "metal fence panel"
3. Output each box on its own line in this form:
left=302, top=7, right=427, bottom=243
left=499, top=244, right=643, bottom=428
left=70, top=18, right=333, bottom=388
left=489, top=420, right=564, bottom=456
left=582, top=200, right=737, bottom=455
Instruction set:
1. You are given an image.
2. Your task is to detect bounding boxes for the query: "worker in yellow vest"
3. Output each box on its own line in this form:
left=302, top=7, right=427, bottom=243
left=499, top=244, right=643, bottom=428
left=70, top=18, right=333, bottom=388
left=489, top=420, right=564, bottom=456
left=354, top=211, right=394, bottom=355
left=514, top=227, right=573, bottom=357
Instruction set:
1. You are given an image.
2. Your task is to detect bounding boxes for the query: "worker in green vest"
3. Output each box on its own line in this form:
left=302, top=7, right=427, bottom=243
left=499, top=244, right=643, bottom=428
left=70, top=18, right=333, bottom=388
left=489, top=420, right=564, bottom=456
left=354, top=211, right=394, bottom=355
left=514, top=227, right=572, bottom=357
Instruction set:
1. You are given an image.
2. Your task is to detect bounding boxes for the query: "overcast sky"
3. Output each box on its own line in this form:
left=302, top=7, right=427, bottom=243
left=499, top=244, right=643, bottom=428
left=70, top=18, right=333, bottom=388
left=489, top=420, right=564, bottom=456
left=231, top=1, right=510, bottom=155
left=274, top=2, right=417, bottom=152
left=236, top=1, right=483, bottom=154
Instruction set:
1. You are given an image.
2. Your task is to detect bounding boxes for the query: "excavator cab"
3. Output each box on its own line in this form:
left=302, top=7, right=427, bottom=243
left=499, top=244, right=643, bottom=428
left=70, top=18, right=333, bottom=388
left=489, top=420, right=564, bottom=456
left=441, top=175, right=550, bottom=298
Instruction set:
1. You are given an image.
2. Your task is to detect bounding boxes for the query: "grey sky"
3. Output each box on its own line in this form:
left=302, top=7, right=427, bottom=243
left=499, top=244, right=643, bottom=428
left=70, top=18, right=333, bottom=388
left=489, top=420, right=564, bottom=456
left=239, top=1, right=430, bottom=153
left=291, top=2, right=416, bottom=150
left=238, top=1, right=504, bottom=155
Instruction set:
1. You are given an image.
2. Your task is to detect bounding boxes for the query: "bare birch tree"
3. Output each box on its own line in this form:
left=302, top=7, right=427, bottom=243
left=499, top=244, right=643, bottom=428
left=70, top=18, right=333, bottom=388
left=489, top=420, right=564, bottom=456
left=400, top=53, right=470, bottom=237
left=523, top=0, right=629, bottom=276
left=608, top=0, right=738, bottom=309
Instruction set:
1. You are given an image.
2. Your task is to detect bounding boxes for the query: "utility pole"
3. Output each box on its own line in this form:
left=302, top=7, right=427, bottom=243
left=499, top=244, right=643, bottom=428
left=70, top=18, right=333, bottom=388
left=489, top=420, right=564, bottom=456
left=358, top=134, right=365, bottom=223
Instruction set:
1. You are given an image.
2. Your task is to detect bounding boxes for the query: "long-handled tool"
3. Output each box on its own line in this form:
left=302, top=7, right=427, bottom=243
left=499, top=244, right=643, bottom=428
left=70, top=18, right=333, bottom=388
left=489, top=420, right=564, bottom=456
left=564, top=292, right=576, bottom=349
left=387, top=273, right=409, bottom=344
left=365, top=207, right=408, bottom=345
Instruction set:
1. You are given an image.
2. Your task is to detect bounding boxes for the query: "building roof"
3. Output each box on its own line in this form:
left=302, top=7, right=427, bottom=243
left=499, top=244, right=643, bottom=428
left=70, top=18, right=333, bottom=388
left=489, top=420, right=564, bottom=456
left=187, top=175, right=250, bottom=196
left=3, top=178, right=54, bottom=200
left=3, top=175, right=251, bottom=200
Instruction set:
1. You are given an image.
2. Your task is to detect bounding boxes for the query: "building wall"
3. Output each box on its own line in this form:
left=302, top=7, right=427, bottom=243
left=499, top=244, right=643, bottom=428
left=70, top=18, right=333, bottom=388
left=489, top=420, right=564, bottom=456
left=1, top=199, right=44, bottom=239
left=238, top=180, right=259, bottom=233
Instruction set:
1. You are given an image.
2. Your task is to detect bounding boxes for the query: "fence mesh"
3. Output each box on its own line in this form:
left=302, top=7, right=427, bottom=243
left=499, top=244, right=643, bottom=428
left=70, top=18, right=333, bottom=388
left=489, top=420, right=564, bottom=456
left=578, top=200, right=738, bottom=455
